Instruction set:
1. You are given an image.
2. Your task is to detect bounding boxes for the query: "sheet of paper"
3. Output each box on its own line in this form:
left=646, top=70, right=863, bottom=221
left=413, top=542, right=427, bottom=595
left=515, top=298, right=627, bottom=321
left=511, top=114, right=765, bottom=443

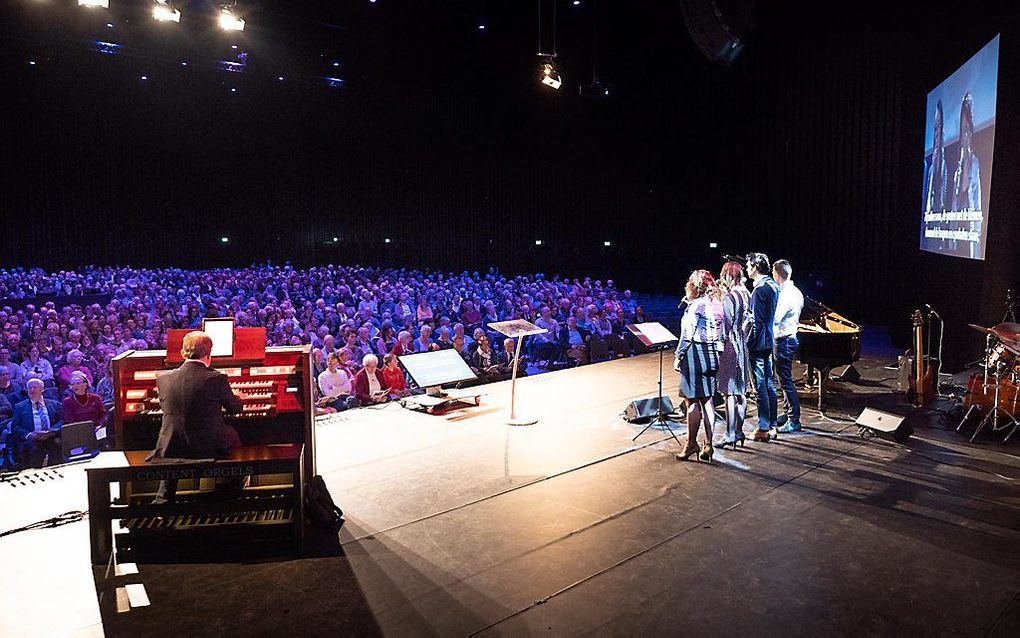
left=125, top=584, right=151, bottom=608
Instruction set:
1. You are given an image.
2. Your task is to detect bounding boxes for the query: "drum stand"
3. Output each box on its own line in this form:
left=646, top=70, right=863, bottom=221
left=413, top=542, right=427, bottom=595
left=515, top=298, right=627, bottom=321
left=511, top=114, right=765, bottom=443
left=958, top=335, right=995, bottom=432
left=967, top=362, right=1019, bottom=443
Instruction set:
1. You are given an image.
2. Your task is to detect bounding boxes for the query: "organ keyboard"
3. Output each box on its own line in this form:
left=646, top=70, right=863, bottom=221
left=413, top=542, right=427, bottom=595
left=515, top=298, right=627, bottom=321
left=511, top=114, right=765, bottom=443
left=112, top=326, right=316, bottom=480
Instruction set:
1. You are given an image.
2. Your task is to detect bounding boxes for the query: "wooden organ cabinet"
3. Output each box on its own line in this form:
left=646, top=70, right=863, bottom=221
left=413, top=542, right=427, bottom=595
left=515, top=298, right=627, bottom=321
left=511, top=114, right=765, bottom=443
left=111, top=326, right=316, bottom=481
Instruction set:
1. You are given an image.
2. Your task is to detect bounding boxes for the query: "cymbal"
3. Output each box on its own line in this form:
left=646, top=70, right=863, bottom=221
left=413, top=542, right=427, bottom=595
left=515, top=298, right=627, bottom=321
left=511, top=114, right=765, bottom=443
left=993, top=322, right=1020, bottom=342
left=969, top=323, right=998, bottom=336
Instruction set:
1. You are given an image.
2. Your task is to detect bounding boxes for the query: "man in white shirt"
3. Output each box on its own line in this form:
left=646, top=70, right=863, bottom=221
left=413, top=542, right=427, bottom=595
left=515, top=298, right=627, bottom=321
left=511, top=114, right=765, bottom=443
left=772, top=259, right=804, bottom=433
left=318, top=352, right=355, bottom=411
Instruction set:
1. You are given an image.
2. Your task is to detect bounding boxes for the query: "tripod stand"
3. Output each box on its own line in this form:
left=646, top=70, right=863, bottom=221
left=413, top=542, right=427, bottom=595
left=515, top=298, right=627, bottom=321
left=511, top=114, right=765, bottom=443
left=632, top=344, right=683, bottom=446
left=967, top=361, right=1019, bottom=443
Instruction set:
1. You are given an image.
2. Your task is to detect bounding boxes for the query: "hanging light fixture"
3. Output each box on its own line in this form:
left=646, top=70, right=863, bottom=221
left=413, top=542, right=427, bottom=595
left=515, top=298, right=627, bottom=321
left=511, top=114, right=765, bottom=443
left=152, top=0, right=181, bottom=22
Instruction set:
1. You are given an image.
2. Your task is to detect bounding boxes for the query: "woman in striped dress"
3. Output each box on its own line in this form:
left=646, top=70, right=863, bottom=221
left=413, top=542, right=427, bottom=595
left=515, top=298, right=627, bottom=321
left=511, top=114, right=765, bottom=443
left=674, top=270, right=725, bottom=463
left=716, top=261, right=752, bottom=448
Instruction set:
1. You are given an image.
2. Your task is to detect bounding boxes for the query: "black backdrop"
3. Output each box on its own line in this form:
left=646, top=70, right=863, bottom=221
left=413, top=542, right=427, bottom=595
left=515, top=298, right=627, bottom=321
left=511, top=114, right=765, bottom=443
left=1, top=0, right=1018, bottom=369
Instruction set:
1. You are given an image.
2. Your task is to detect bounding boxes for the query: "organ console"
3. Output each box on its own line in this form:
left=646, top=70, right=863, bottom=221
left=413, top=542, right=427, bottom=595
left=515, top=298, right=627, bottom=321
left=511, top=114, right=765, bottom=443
left=111, top=326, right=316, bottom=481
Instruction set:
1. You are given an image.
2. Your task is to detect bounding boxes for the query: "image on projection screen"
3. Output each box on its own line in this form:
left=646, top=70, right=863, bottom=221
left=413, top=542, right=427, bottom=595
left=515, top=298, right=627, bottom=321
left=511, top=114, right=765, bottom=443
left=920, top=34, right=999, bottom=260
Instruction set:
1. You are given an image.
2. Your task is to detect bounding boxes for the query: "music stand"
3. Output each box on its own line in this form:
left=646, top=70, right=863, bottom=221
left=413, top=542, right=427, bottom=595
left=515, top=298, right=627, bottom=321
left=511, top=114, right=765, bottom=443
left=627, top=322, right=682, bottom=446
left=488, top=319, right=548, bottom=426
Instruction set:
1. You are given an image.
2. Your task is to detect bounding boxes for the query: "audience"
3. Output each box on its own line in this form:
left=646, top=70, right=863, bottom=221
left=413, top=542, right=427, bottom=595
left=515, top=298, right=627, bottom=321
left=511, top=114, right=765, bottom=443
left=0, top=264, right=659, bottom=430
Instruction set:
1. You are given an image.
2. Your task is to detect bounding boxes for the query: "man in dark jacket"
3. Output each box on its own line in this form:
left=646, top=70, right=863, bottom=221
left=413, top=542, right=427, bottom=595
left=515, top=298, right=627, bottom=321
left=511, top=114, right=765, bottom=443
left=149, top=331, right=243, bottom=502
left=746, top=253, right=780, bottom=442
left=10, top=377, right=63, bottom=468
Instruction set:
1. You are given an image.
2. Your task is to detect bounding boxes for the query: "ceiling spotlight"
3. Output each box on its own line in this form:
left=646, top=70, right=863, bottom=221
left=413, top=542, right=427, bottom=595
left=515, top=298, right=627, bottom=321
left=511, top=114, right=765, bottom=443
left=152, top=1, right=180, bottom=22
left=218, top=7, right=245, bottom=31
left=541, top=62, right=562, bottom=90
left=78, top=0, right=110, bottom=8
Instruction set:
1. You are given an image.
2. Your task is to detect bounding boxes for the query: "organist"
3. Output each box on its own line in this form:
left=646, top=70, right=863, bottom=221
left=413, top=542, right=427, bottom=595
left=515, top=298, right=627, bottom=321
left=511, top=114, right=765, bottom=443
left=147, top=330, right=244, bottom=503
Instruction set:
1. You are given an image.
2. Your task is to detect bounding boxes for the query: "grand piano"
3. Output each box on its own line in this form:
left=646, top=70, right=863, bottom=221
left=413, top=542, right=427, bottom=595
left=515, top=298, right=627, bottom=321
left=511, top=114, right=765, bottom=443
left=797, top=297, right=862, bottom=411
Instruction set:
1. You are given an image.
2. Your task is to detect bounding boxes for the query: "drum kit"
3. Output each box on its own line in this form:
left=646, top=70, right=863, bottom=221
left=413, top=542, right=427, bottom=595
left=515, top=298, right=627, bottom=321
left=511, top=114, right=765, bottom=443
left=958, top=321, right=1020, bottom=443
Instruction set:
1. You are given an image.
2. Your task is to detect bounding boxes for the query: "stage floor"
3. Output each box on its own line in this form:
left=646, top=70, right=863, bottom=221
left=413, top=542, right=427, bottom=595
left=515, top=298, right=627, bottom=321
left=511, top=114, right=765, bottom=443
left=94, top=352, right=1020, bottom=636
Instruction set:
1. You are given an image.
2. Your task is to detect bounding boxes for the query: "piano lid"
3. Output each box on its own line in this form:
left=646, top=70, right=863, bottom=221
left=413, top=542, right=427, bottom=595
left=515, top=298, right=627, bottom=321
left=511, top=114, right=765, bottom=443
left=800, top=296, right=860, bottom=333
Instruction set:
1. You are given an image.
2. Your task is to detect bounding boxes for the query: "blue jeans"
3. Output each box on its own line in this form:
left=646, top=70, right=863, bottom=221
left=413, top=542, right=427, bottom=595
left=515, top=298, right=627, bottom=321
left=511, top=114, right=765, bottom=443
left=749, top=350, right=778, bottom=431
left=774, top=335, right=801, bottom=424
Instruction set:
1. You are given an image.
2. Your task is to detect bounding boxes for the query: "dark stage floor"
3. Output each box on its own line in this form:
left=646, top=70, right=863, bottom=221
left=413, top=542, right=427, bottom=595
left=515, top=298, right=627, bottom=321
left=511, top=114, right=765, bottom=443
left=94, top=351, right=1020, bottom=637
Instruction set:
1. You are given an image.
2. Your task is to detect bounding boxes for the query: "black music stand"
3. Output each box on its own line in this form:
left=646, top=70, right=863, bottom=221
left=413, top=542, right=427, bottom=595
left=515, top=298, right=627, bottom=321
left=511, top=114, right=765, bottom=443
left=627, top=322, right=682, bottom=446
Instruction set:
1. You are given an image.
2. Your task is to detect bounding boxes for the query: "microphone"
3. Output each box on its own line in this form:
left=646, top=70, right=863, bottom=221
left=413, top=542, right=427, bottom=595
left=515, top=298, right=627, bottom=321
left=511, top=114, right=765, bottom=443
left=924, top=303, right=942, bottom=319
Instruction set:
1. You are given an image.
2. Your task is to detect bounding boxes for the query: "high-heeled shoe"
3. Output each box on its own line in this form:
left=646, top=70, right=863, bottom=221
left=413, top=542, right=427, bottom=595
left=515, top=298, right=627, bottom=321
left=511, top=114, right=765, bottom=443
left=716, top=435, right=737, bottom=450
left=734, top=432, right=746, bottom=447
left=675, top=441, right=701, bottom=461
left=699, top=442, right=715, bottom=464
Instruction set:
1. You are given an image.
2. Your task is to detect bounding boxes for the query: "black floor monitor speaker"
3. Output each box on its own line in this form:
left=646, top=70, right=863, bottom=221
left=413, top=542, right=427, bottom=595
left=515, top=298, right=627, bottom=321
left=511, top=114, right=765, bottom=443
left=856, top=407, right=913, bottom=444
left=624, top=397, right=675, bottom=423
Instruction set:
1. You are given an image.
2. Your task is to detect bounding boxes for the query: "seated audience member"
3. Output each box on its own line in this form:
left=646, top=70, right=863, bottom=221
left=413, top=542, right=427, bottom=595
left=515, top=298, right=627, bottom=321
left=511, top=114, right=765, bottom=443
left=471, top=334, right=502, bottom=383
left=375, top=322, right=397, bottom=356
left=336, top=348, right=358, bottom=377
left=497, top=337, right=526, bottom=380
left=318, top=352, right=356, bottom=411
left=459, top=300, right=482, bottom=328
left=559, top=316, right=590, bottom=366
left=340, top=331, right=365, bottom=367
left=380, top=353, right=408, bottom=398
left=311, top=348, right=328, bottom=381
left=0, top=389, right=11, bottom=424
left=390, top=330, right=413, bottom=357
left=452, top=334, right=473, bottom=367
left=453, top=323, right=474, bottom=351
left=20, top=344, right=54, bottom=384
left=533, top=306, right=560, bottom=367
left=416, top=297, right=434, bottom=323
left=0, top=346, right=20, bottom=382
left=11, top=377, right=63, bottom=468
left=434, top=326, right=454, bottom=349
left=414, top=325, right=437, bottom=353
left=61, top=371, right=106, bottom=434
left=353, top=354, right=389, bottom=406
left=0, top=369, right=22, bottom=407
left=94, top=360, right=115, bottom=405
left=356, top=325, right=375, bottom=355
left=469, top=327, right=487, bottom=356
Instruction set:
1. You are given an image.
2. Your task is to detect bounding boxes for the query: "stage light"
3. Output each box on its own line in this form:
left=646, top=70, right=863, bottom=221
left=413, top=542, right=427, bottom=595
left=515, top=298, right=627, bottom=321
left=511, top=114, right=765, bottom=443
left=332, top=61, right=340, bottom=67
left=277, top=76, right=284, bottom=81
left=332, top=237, right=339, bottom=242
left=78, top=0, right=109, bottom=8
left=139, top=75, right=148, bottom=80
left=106, top=23, right=114, bottom=28
left=709, top=242, right=718, bottom=248
left=231, top=44, right=238, bottom=49
left=535, top=239, right=543, bottom=246
left=574, top=1, right=581, bottom=5
left=604, top=241, right=611, bottom=247
left=181, top=61, right=187, bottom=66
left=540, top=61, right=562, bottom=90
left=230, top=87, right=237, bottom=93
left=221, top=237, right=229, bottom=243
left=218, top=8, right=245, bottom=31
left=478, top=24, right=485, bottom=30
left=384, top=238, right=391, bottom=244
left=152, top=1, right=180, bottom=23
left=28, top=60, right=36, bottom=66
left=93, top=41, right=122, bottom=55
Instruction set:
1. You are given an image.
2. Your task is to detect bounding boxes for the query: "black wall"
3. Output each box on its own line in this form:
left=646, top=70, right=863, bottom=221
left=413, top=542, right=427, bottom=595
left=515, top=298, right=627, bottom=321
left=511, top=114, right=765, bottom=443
left=1, top=1, right=1018, bottom=368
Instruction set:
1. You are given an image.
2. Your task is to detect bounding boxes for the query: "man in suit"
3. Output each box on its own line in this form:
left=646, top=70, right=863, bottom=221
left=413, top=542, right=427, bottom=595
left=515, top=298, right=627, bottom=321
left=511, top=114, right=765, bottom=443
left=745, top=253, right=780, bottom=442
left=148, top=331, right=243, bottom=503
left=10, top=377, right=63, bottom=468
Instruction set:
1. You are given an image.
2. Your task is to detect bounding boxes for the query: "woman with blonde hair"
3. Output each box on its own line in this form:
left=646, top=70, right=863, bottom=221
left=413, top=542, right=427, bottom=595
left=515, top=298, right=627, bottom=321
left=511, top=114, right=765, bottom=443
left=674, top=270, right=725, bottom=463
left=716, top=261, right=752, bottom=448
